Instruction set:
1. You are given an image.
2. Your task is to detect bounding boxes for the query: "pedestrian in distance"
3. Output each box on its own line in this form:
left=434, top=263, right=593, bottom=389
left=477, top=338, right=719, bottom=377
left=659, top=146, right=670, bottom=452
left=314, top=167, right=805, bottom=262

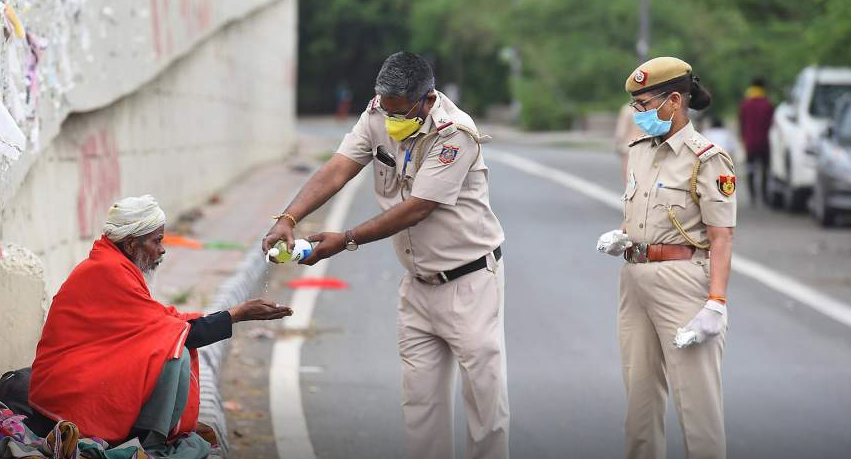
left=335, top=81, right=353, bottom=121
left=597, top=56, right=736, bottom=459
left=738, top=77, right=774, bottom=206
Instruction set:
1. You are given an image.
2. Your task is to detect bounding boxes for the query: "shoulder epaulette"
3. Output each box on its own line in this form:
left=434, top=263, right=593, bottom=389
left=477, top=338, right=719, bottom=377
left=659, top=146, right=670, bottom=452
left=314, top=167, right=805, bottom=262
left=366, top=96, right=379, bottom=114
left=685, top=133, right=723, bottom=162
left=433, top=112, right=458, bottom=138
left=628, top=135, right=653, bottom=147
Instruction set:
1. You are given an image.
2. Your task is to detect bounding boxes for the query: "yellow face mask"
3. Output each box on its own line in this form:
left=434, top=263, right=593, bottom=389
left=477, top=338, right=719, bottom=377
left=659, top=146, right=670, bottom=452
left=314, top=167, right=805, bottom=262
left=384, top=116, right=424, bottom=142
left=380, top=92, right=430, bottom=142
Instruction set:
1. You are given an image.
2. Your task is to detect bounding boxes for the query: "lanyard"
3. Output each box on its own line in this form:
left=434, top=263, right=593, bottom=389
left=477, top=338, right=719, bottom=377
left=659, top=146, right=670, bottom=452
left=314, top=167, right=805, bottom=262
left=401, top=137, right=416, bottom=178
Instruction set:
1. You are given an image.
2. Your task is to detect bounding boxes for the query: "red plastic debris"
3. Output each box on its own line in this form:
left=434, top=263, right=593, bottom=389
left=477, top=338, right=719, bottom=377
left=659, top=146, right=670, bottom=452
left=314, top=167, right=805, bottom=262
left=162, top=233, right=204, bottom=249
left=286, top=277, right=349, bottom=290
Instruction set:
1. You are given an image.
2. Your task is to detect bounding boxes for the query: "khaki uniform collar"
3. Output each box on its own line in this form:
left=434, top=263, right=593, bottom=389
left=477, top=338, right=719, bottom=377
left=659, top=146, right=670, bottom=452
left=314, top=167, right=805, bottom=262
left=414, top=91, right=444, bottom=137
left=652, top=121, right=694, bottom=155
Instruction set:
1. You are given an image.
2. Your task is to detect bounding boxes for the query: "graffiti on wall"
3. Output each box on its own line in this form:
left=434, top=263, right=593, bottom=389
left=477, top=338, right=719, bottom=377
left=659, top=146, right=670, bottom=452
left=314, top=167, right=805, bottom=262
left=76, top=129, right=120, bottom=238
left=150, top=0, right=213, bottom=60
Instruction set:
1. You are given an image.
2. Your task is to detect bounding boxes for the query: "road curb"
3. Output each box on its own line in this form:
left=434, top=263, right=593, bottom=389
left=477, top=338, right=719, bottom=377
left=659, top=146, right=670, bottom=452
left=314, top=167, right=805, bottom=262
left=198, top=236, right=269, bottom=457
left=196, top=160, right=316, bottom=457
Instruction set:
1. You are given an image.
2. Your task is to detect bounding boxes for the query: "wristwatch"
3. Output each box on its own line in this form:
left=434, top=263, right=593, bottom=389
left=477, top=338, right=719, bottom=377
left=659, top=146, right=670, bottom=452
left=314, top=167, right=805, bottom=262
left=345, top=229, right=358, bottom=251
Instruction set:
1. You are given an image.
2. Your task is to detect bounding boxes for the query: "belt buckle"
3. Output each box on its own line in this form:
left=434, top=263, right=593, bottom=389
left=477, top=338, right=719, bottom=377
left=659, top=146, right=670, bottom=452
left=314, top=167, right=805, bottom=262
left=625, top=243, right=649, bottom=263
left=415, top=274, right=442, bottom=285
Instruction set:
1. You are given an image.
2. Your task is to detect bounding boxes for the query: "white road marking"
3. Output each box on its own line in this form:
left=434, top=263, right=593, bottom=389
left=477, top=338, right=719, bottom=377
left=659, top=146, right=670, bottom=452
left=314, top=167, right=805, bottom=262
left=488, top=149, right=851, bottom=328
left=299, top=366, right=325, bottom=374
left=270, top=170, right=367, bottom=459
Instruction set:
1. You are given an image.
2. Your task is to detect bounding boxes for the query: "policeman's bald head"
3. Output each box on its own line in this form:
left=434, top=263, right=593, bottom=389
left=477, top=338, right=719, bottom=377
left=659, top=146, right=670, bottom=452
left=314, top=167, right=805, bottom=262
left=375, top=52, right=435, bottom=104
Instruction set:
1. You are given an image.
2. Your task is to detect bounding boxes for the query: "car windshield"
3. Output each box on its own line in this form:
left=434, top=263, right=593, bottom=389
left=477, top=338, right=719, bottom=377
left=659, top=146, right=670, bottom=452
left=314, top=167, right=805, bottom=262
left=810, top=84, right=851, bottom=118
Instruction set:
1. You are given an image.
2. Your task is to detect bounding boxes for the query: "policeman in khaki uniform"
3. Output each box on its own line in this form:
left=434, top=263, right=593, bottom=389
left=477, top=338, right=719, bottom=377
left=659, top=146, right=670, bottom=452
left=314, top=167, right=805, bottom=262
left=263, top=52, right=509, bottom=459
left=597, top=57, right=736, bottom=459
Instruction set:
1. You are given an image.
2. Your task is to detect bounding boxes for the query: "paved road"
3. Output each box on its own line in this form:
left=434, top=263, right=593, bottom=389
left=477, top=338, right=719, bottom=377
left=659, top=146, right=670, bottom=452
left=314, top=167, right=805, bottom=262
left=289, top=120, right=851, bottom=459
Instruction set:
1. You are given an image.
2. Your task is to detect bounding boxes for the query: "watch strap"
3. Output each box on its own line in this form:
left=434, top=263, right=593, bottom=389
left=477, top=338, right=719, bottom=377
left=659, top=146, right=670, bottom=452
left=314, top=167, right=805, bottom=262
left=345, top=229, right=358, bottom=250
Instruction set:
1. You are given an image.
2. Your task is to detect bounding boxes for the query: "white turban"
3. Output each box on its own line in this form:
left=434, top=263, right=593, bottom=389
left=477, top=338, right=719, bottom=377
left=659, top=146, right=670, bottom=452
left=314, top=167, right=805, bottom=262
left=102, top=195, right=166, bottom=242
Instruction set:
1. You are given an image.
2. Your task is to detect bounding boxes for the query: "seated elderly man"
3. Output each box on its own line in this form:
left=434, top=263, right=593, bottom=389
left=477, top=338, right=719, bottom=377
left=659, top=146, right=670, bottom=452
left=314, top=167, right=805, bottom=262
left=27, top=195, right=290, bottom=457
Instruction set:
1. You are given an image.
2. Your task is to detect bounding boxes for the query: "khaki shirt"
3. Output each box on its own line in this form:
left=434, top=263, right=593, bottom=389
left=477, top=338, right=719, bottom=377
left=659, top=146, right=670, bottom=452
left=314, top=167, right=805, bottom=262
left=337, top=91, right=504, bottom=277
left=622, top=122, right=736, bottom=246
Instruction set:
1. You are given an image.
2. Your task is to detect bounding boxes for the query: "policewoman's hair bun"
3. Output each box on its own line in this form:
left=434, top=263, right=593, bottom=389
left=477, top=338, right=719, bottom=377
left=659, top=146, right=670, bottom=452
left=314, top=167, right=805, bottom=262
left=689, top=75, right=712, bottom=110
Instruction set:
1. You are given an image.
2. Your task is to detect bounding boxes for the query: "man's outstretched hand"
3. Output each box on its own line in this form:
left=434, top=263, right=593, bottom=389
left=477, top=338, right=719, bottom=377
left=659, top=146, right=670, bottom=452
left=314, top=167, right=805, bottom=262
left=229, top=298, right=293, bottom=323
left=299, top=232, right=346, bottom=266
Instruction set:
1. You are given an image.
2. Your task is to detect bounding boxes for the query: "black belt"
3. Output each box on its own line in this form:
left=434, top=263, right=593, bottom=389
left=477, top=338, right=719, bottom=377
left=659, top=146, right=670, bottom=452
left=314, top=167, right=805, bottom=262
left=424, top=246, right=502, bottom=285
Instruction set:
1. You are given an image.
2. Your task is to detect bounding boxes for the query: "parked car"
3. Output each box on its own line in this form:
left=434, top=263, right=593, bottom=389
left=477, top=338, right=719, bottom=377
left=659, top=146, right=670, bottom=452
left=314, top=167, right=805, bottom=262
left=810, top=96, right=851, bottom=226
left=767, top=66, right=851, bottom=210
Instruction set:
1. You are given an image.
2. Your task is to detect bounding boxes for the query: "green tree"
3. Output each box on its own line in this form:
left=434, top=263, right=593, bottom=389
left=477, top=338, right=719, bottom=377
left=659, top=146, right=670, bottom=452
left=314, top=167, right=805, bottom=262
left=408, top=0, right=512, bottom=115
left=296, top=0, right=851, bottom=129
left=503, top=0, right=638, bottom=129
left=297, top=0, right=411, bottom=113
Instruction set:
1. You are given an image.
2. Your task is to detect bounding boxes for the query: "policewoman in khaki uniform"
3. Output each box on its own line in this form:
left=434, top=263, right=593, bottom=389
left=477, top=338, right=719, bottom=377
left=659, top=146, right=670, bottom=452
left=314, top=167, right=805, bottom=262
left=597, top=57, right=736, bottom=459
left=263, top=52, right=509, bottom=459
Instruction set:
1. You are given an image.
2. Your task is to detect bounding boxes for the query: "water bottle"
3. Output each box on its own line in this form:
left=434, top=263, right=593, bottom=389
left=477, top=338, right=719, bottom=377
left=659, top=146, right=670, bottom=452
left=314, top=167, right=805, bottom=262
left=267, top=239, right=315, bottom=263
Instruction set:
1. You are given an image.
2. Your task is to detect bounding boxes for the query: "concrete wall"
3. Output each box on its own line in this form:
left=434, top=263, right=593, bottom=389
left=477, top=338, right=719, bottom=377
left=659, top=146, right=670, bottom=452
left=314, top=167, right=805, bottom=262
left=0, top=0, right=285, bottom=211
left=0, top=0, right=297, bottom=372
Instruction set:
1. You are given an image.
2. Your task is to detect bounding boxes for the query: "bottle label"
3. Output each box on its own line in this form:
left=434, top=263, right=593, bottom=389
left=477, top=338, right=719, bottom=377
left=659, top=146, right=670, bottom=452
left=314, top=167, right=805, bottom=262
left=289, top=240, right=313, bottom=261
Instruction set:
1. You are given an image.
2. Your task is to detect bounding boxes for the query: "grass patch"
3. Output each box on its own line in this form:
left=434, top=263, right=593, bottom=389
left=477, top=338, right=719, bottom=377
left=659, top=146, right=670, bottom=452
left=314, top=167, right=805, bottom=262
left=546, top=139, right=611, bottom=151
left=315, top=151, right=335, bottom=162
left=170, top=288, right=193, bottom=306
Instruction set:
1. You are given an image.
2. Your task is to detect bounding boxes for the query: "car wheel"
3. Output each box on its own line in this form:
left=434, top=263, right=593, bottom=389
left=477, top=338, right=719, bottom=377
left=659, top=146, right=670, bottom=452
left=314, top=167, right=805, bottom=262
left=782, top=152, right=809, bottom=212
left=785, top=187, right=810, bottom=212
left=818, top=204, right=838, bottom=227
left=812, top=182, right=838, bottom=227
left=765, top=174, right=785, bottom=209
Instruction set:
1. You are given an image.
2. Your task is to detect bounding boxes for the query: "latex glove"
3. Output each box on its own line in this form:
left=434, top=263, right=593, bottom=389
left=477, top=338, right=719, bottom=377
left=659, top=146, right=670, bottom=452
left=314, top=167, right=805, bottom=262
left=596, top=229, right=633, bottom=256
left=674, top=300, right=728, bottom=348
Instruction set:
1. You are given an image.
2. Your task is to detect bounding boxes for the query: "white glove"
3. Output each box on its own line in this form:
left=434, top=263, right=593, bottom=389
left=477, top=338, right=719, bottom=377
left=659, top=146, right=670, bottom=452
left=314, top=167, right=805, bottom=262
left=596, top=229, right=633, bottom=256
left=674, top=300, right=728, bottom=348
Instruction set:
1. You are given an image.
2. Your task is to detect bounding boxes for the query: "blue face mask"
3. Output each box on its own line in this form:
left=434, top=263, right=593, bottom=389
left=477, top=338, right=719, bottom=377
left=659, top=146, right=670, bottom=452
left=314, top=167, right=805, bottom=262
left=633, top=96, right=674, bottom=136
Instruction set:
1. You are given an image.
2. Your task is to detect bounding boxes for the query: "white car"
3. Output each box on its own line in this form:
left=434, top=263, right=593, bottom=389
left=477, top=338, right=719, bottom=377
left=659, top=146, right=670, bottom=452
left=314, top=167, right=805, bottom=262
left=767, top=66, right=851, bottom=210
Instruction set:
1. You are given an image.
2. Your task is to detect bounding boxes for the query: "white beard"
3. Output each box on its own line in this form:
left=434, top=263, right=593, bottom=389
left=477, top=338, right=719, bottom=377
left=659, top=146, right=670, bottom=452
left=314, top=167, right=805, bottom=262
left=133, top=253, right=163, bottom=291
left=142, top=269, right=157, bottom=290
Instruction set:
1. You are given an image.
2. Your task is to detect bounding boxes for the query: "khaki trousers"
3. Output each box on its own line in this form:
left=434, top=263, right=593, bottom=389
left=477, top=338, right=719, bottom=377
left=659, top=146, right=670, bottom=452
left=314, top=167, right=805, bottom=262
left=619, top=258, right=727, bottom=459
left=397, top=255, right=509, bottom=459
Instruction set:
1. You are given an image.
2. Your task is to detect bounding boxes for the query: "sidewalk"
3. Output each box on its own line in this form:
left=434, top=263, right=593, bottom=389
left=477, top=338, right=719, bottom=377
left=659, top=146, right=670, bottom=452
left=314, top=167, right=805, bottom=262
left=151, top=122, right=340, bottom=309
left=150, top=163, right=308, bottom=311
left=148, top=127, right=340, bottom=458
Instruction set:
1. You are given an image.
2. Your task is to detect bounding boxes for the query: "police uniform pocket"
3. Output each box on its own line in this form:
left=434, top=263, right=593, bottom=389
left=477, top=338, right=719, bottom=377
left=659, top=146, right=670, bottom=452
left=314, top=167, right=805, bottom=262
left=373, top=160, right=400, bottom=197
left=622, top=173, right=638, bottom=221
left=651, top=187, right=687, bottom=228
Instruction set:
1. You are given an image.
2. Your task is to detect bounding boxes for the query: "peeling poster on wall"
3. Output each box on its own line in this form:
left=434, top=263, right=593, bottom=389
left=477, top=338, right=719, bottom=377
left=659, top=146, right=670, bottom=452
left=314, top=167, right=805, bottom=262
left=0, top=99, right=26, bottom=162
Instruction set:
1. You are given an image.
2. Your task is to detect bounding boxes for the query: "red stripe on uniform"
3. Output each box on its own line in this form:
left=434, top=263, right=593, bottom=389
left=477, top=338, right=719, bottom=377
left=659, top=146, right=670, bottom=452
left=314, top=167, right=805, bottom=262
left=437, top=122, right=453, bottom=131
left=696, top=144, right=714, bottom=156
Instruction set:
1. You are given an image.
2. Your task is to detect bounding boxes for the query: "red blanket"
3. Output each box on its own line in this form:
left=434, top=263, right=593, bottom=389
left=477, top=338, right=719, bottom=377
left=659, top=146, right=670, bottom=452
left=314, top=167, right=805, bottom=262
left=30, top=236, right=202, bottom=444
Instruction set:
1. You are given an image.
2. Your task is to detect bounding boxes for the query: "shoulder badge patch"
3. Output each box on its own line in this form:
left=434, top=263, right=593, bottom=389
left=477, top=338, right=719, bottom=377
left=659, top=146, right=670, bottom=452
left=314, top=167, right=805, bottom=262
left=717, top=175, right=736, bottom=196
left=438, top=145, right=459, bottom=164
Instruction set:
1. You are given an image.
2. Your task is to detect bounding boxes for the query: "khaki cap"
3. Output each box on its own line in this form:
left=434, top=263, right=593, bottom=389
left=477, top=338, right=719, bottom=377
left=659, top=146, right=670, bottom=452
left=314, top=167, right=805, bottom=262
left=625, top=56, right=692, bottom=95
